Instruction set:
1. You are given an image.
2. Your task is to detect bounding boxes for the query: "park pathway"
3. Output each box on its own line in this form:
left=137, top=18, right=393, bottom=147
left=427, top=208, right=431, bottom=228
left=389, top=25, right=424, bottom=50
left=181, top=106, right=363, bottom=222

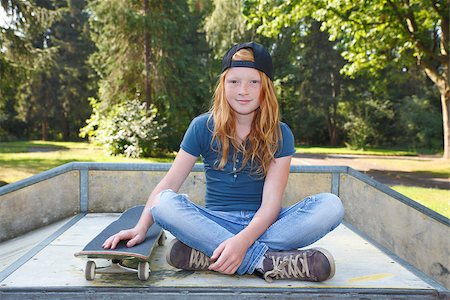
left=291, top=153, right=449, bottom=190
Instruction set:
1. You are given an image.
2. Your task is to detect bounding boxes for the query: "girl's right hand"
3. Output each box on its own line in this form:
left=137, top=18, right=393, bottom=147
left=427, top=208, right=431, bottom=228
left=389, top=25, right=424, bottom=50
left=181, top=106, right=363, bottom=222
left=102, top=227, right=147, bottom=250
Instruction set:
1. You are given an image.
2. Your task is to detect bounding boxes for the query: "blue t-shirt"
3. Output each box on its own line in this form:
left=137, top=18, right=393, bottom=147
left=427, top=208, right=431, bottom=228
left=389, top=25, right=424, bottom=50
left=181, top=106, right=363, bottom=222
left=180, top=113, right=296, bottom=211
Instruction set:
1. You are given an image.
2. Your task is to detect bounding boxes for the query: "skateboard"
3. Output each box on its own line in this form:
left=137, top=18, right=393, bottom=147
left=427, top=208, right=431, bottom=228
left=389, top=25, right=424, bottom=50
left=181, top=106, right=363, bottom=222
left=74, top=205, right=166, bottom=281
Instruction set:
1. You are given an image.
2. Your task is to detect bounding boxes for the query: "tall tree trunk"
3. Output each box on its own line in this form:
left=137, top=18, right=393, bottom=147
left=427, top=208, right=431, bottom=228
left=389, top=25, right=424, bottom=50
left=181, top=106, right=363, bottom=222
left=421, top=62, right=449, bottom=159
left=41, top=119, right=48, bottom=141
left=441, top=90, right=450, bottom=159
left=61, top=111, right=70, bottom=141
left=329, top=72, right=338, bottom=146
left=387, top=0, right=448, bottom=158
left=327, top=116, right=338, bottom=146
left=143, top=0, right=151, bottom=108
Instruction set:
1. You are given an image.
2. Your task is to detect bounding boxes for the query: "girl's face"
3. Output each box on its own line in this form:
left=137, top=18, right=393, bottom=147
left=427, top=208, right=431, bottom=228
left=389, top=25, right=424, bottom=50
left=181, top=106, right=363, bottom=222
left=224, top=67, right=262, bottom=119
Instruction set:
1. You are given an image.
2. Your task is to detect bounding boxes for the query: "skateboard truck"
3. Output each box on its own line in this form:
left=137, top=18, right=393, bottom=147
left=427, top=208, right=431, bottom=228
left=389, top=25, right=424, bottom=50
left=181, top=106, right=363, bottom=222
left=85, top=259, right=149, bottom=281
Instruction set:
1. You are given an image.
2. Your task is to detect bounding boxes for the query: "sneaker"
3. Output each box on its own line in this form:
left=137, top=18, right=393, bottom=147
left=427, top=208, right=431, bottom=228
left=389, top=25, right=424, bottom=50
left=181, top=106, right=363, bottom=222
left=255, top=247, right=335, bottom=282
left=166, top=239, right=211, bottom=271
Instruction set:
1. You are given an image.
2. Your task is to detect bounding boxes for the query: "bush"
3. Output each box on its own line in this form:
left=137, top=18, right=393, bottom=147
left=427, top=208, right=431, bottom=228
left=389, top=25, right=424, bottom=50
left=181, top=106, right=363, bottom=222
left=80, top=98, right=165, bottom=157
left=341, top=98, right=394, bottom=150
left=343, top=116, right=375, bottom=150
left=396, top=95, right=442, bottom=151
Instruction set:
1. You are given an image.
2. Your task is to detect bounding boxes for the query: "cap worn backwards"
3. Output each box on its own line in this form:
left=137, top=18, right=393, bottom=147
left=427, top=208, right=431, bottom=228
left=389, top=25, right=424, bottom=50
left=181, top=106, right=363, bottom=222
left=221, top=42, right=274, bottom=81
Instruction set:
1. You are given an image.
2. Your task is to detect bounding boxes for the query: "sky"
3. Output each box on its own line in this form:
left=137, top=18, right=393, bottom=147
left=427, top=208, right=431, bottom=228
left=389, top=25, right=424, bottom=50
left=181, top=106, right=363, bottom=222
left=0, top=6, right=8, bottom=27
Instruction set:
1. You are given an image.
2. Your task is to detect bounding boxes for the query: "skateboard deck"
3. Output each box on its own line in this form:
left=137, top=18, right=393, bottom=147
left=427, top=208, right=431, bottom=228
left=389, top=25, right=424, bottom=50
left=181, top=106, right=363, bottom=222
left=74, top=205, right=165, bottom=281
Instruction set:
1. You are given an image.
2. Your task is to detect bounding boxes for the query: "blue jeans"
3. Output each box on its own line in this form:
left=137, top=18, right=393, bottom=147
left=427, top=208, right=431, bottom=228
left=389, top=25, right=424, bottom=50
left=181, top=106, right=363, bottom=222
left=151, top=190, right=344, bottom=275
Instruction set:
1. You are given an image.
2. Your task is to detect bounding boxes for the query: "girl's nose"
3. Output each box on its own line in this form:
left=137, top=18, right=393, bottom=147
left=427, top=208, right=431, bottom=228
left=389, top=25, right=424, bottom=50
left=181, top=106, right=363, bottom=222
left=238, top=83, right=249, bottom=95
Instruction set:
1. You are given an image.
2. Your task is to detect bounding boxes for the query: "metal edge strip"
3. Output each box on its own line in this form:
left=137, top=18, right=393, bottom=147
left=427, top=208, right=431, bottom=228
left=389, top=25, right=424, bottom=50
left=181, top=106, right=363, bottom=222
left=80, top=168, right=89, bottom=213
left=71, top=162, right=350, bottom=174
left=332, top=172, right=340, bottom=196
left=0, top=286, right=444, bottom=297
left=0, top=162, right=348, bottom=197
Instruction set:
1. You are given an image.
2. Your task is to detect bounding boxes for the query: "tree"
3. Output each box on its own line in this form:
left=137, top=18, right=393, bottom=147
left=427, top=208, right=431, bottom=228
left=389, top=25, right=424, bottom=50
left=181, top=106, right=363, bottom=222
left=1, top=0, right=94, bottom=141
left=0, top=53, right=26, bottom=140
left=205, top=2, right=348, bottom=145
left=0, top=0, right=60, bottom=140
left=246, top=0, right=449, bottom=157
left=17, top=53, right=59, bottom=141
left=2, top=0, right=60, bottom=140
left=204, top=0, right=254, bottom=58
left=0, top=0, right=59, bottom=57
left=294, top=20, right=345, bottom=145
left=85, top=0, right=209, bottom=154
left=50, top=0, right=96, bottom=140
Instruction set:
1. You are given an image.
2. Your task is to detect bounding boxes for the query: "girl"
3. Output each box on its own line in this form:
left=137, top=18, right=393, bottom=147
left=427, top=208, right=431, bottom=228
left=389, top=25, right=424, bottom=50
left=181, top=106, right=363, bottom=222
left=103, top=42, right=344, bottom=282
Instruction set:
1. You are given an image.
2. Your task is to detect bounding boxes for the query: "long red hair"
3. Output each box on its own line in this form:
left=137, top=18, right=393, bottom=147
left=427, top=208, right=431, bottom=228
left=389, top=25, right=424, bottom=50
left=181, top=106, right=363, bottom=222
left=209, top=48, right=281, bottom=176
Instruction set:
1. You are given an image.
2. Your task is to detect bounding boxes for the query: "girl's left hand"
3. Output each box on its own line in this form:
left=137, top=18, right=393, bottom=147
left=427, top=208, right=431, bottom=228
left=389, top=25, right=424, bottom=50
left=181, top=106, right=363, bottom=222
left=208, top=235, right=251, bottom=275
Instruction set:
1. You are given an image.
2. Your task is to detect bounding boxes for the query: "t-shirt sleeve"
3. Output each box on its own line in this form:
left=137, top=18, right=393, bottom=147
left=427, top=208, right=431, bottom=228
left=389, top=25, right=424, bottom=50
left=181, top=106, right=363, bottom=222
left=275, top=123, right=296, bottom=158
left=180, top=116, right=206, bottom=157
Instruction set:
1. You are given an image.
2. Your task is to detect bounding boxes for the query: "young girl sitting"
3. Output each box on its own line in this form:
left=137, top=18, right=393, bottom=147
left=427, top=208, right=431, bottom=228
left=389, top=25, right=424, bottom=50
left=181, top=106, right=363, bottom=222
left=103, top=42, right=344, bottom=282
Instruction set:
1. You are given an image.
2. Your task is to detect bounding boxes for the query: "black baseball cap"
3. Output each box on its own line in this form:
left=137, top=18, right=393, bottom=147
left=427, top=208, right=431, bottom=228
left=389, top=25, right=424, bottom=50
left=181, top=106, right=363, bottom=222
left=221, top=42, right=274, bottom=81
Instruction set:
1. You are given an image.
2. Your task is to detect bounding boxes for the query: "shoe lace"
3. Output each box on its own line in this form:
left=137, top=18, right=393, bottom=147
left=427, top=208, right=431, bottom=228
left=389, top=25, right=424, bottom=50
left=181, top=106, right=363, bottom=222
left=264, top=252, right=310, bottom=282
left=189, top=248, right=210, bottom=269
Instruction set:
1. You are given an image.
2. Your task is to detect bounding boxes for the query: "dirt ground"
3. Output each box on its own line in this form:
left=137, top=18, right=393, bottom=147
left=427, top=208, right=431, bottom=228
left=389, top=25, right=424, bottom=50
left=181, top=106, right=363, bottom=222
left=291, top=153, right=450, bottom=190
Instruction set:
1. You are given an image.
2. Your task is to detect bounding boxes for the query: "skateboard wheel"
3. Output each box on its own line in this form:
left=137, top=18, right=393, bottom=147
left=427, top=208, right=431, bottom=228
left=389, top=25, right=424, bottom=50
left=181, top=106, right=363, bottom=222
left=158, top=231, right=166, bottom=246
left=85, top=260, right=96, bottom=281
left=138, top=261, right=150, bottom=281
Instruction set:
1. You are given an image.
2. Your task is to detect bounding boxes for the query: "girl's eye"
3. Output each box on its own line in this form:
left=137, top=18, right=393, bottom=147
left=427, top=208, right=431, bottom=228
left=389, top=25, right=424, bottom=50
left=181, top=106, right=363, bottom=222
left=227, top=80, right=239, bottom=84
left=250, top=80, right=260, bottom=85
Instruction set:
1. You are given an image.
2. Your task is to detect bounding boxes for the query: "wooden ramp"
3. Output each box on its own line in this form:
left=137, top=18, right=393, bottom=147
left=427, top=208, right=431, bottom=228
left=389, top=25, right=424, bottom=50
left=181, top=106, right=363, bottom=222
left=0, top=213, right=447, bottom=299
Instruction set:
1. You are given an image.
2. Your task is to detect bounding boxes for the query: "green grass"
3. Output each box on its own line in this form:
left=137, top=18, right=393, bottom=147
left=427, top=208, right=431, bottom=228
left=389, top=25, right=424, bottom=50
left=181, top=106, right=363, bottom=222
left=0, top=140, right=174, bottom=184
left=391, top=186, right=450, bottom=218
left=296, top=146, right=417, bottom=156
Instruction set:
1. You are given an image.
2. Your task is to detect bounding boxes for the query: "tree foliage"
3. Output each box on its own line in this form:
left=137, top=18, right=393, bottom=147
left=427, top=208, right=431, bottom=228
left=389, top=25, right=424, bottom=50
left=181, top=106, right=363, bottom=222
left=1, top=0, right=58, bottom=140
left=204, top=0, right=254, bottom=58
left=0, top=0, right=444, bottom=156
left=1, top=0, right=94, bottom=140
left=85, top=0, right=209, bottom=155
left=245, top=0, right=449, bottom=157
